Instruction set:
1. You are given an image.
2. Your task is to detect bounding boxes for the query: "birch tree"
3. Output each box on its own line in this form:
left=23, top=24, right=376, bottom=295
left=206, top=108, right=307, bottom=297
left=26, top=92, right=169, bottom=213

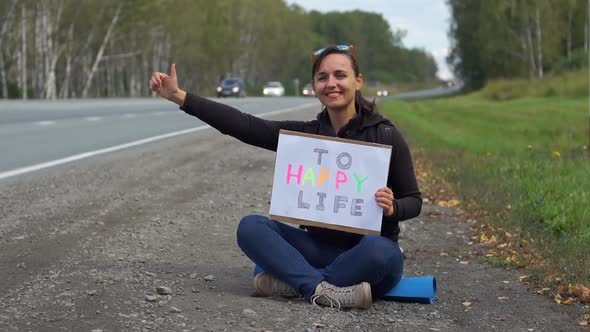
left=59, top=23, right=73, bottom=98
left=81, top=3, right=121, bottom=98
left=0, top=0, right=18, bottom=98
left=19, top=3, right=28, bottom=99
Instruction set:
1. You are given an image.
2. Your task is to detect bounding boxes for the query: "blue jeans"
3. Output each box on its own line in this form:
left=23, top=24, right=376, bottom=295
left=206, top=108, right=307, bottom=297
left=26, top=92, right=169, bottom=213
left=236, top=214, right=403, bottom=300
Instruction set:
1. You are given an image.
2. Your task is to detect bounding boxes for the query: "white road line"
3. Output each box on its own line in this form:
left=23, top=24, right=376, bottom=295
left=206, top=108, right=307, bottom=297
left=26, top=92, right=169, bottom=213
left=121, top=113, right=137, bottom=118
left=85, top=116, right=102, bottom=121
left=34, top=121, right=56, bottom=126
left=0, top=102, right=317, bottom=180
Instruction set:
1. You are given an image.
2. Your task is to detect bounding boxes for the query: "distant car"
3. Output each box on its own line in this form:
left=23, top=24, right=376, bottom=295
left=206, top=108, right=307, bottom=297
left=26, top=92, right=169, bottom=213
left=302, top=83, right=315, bottom=96
left=262, top=81, right=285, bottom=97
left=441, top=80, right=455, bottom=88
left=376, top=89, right=389, bottom=97
left=216, top=78, right=246, bottom=98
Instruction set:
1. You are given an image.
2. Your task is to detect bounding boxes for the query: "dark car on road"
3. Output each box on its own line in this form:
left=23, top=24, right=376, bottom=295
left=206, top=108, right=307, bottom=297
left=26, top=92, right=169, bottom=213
left=302, top=83, right=315, bottom=97
left=216, top=78, right=246, bottom=98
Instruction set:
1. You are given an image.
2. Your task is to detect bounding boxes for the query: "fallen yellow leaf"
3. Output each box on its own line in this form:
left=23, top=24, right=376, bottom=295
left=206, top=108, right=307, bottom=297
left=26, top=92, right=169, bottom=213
left=562, top=298, right=574, bottom=305
left=448, top=199, right=460, bottom=207
left=462, top=301, right=472, bottom=307
left=484, top=235, right=497, bottom=244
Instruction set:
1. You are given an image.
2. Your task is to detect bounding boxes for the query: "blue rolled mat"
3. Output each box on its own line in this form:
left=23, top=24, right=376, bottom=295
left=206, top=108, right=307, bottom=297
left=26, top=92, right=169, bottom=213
left=381, top=276, right=437, bottom=303
left=253, top=265, right=436, bottom=304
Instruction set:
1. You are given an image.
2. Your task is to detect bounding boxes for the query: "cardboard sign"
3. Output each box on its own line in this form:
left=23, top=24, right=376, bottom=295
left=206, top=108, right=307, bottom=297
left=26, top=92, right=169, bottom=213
left=269, top=130, right=392, bottom=235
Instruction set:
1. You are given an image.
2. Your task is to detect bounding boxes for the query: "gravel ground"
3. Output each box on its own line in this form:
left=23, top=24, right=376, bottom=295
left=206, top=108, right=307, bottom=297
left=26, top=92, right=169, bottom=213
left=0, top=106, right=587, bottom=332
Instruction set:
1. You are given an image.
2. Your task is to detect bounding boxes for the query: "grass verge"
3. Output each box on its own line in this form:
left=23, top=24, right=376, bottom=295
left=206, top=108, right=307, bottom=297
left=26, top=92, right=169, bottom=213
left=380, top=94, right=590, bottom=287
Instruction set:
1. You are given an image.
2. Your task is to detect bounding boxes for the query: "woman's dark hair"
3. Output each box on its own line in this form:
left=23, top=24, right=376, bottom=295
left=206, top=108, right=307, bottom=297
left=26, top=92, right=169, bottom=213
left=311, top=45, right=377, bottom=114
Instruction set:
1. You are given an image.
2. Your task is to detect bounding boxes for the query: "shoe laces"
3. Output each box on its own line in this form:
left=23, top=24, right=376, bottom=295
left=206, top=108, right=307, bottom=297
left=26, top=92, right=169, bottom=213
left=311, top=293, right=341, bottom=310
left=311, top=282, right=358, bottom=309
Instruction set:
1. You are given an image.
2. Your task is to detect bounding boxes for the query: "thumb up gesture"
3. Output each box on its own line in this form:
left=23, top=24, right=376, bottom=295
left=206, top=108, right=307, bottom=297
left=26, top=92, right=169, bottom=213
left=149, top=64, right=186, bottom=105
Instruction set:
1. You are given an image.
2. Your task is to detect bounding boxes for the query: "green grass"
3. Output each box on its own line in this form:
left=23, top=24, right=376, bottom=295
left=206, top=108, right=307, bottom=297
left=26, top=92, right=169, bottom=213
left=380, top=93, right=590, bottom=284
left=476, top=68, right=588, bottom=101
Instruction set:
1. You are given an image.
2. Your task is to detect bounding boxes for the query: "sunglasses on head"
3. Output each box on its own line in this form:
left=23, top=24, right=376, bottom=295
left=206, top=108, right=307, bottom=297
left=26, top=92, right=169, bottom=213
left=312, top=44, right=359, bottom=67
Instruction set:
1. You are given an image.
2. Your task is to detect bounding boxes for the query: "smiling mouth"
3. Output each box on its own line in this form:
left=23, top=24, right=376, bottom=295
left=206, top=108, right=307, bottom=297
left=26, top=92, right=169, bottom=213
left=325, top=91, right=342, bottom=98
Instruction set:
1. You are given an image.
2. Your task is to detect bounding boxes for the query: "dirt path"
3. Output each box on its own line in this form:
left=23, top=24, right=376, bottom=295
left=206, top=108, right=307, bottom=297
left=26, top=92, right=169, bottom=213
left=0, top=107, right=587, bottom=331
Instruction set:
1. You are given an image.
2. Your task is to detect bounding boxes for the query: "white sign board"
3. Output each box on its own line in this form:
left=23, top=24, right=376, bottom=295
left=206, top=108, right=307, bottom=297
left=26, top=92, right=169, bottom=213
left=269, top=130, right=392, bottom=235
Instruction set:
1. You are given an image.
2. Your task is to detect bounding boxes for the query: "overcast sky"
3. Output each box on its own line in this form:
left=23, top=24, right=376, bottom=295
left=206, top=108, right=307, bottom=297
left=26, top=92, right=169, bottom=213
left=286, top=0, right=453, bottom=79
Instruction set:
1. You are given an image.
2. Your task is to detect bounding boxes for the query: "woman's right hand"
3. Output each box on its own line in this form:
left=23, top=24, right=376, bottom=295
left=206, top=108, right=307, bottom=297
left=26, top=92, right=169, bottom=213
left=149, top=64, right=186, bottom=106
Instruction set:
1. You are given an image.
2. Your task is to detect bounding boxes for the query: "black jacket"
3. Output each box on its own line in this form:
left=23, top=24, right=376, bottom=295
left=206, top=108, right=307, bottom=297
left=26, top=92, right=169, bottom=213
left=181, top=93, right=422, bottom=242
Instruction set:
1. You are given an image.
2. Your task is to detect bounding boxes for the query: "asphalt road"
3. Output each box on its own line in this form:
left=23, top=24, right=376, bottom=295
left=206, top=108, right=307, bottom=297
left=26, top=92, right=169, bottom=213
left=0, top=84, right=460, bottom=178
left=0, top=97, right=319, bottom=177
left=390, top=84, right=463, bottom=100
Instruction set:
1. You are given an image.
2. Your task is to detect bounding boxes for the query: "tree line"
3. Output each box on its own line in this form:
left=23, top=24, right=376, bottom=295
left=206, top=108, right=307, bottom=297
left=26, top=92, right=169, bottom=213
left=448, top=0, right=589, bottom=90
left=0, top=0, right=438, bottom=100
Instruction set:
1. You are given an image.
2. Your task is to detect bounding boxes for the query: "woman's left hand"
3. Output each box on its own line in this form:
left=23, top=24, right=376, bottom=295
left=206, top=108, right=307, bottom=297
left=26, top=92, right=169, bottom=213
left=375, top=187, right=395, bottom=217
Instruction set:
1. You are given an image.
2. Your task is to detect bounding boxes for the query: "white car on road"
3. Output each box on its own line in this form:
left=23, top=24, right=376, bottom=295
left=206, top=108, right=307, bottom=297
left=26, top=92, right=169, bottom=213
left=262, top=81, right=285, bottom=97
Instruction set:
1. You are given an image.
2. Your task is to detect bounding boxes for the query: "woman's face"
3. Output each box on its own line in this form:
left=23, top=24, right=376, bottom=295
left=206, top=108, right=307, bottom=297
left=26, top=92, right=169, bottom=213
left=312, top=53, right=363, bottom=112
